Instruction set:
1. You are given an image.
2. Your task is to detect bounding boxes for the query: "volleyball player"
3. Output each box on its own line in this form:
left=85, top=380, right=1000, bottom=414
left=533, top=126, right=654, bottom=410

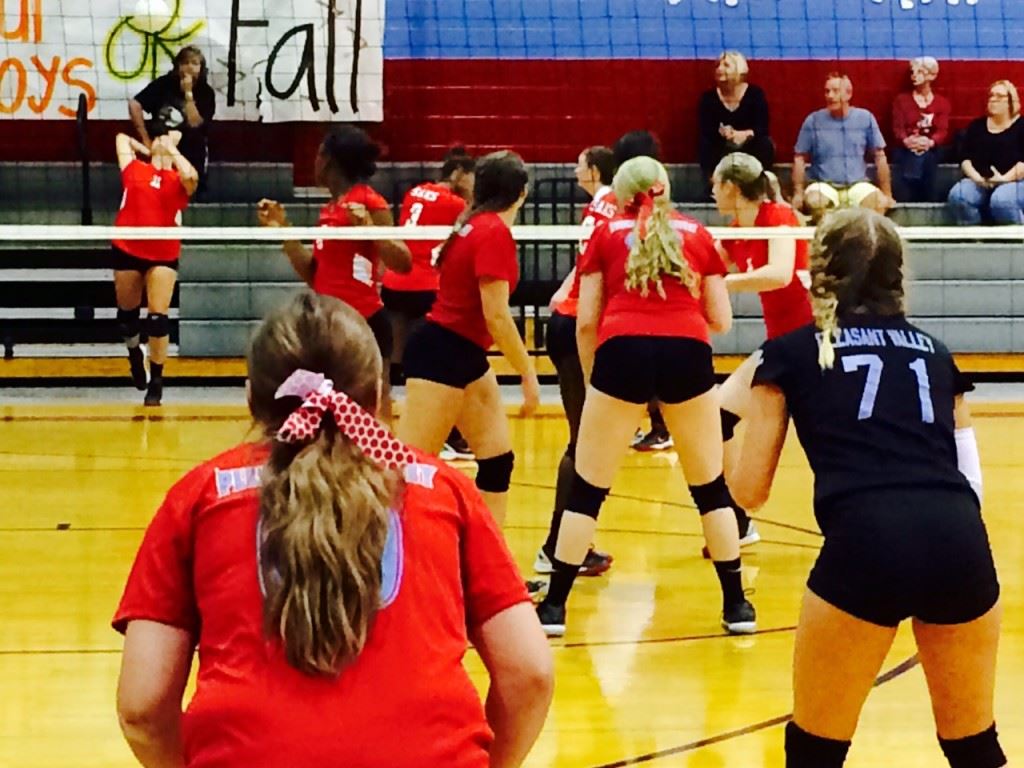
left=534, top=145, right=617, bottom=579
left=257, top=125, right=412, bottom=422
left=114, top=292, right=553, bottom=768
left=612, top=131, right=673, bottom=452
left=398, top=150, right=540, bottom=533
left=536, top=156, right=756, bottom=637
left=384, top=146, right=477, bottom=459
left=733, top=209, right=1004, bottom=768
left=708, top=151, right=814, bottom=554
left=112, top=130, right=197, bottom=407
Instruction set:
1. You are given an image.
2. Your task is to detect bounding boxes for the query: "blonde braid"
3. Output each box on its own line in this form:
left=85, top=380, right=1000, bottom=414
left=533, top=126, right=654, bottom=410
left=615, top=157, right=700, bottom=299
left=811, top=278, right=840, bottom=370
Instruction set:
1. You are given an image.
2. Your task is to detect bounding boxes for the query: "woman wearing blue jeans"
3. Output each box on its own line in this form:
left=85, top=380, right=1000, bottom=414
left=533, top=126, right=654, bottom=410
left=947, top=80, right=1024, bottom=225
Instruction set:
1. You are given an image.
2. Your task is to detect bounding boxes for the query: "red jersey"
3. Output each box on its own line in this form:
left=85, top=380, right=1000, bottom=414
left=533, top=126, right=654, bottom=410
left=579, top=212, right=727, bottom=346
left=112, top=159, right=190, bottom=262
left=428, top=212, right=519, bottom=350
left=113, top=441, right=527, bottom=768
left=384, top=182, right=467, bottom=293
left=555, top=186, right=618, bottom=318
left=311, top=185, right=390, bottom=318
left=722, top=201, right=813, bottom=339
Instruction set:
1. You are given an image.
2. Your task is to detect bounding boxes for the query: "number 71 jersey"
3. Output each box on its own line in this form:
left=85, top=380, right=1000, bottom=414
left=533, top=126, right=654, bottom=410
left=753, top=314, right=975, bottom=508
left=383, top=182, right=467, bottom=293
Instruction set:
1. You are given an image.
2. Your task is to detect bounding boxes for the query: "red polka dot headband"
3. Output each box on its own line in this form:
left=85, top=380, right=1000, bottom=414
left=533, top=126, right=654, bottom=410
left=274, top=369, right=417, bottom=471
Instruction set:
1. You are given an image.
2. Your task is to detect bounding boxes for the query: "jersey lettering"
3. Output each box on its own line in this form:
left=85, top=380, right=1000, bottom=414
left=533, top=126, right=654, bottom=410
left=410, top=186, right=440, bottom=203
left=353, top=254, right=374, bottom=286
left=149, top=175, right=162, bottom=190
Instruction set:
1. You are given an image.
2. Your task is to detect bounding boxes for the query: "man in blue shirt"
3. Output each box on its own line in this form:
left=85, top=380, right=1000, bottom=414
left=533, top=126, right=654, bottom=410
left=792, top=73, right=893, bottom=220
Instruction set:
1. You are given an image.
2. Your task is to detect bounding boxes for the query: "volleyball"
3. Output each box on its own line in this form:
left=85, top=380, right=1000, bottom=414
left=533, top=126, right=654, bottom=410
left=130, top=0, right=172, bottom=33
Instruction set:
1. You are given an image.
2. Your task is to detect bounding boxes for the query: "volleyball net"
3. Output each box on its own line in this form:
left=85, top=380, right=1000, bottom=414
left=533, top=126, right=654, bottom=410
left=1, top=223, right=1022, bottom=364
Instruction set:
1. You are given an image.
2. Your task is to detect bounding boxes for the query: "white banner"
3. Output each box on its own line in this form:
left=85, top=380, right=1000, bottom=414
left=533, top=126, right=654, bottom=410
left=0, top=0, right=384, bottom=121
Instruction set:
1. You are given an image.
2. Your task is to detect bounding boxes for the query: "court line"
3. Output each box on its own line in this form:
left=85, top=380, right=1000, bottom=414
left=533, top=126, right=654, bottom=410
left=512, top=481, right=824, bottom=538
left=589, top=655, right=921, bottom=767
left=555, top=625, right=798, bottom=650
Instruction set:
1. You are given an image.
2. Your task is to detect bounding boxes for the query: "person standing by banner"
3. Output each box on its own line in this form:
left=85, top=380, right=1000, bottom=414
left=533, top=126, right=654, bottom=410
left=129, top=46, right=215, bottom=192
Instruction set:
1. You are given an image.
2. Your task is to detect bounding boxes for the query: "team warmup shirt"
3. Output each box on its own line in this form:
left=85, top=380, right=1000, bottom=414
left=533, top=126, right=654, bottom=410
left=555, top=186, right=618, bottom=318
left=578, top=212, right=727, bottom=346
left=721, top=201, right=813, bottom=339
left=428, top=212, right=519, bottom=349
left=384, top=182, right=466, bottom=293
left=311, top=185, right=390, bottom=318
left=113, top=441, right=528, bottom=768
left=753, top=314, right=974, bottom=511
left=112, top=159, right=190, bottom=262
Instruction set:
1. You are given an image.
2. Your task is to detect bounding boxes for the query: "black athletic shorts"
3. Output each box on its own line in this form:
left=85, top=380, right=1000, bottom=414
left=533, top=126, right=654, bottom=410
left=403, top=320, right=489, bottom=389
left=546, top=310, right=578, bottom=362
left=809, top=487, right=1000, bottom=627
left=366, top=308, right=394, bottom=363
left=111, top=245, right=179, bottom=273
left=381, top=287, right=436, bottom=320
left=590, top=335, right=716, bottom=405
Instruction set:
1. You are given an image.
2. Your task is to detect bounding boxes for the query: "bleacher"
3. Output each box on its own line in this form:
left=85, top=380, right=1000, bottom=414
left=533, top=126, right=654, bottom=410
left=2, top=159, right=1023, bottom=378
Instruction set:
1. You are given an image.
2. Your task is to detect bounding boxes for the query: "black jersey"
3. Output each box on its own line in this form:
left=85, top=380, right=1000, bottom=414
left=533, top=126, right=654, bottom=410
left=753, top=314, right=974, bottom=510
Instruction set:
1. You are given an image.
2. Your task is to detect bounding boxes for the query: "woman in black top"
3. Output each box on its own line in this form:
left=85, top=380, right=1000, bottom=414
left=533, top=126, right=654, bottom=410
left=947, top=80, right=1024, bottom=225
left=129, top=46, right=216, bottom=188
left=698, top=51, right=775, bottom=184
left=734, top=209, right=1005, bottom=768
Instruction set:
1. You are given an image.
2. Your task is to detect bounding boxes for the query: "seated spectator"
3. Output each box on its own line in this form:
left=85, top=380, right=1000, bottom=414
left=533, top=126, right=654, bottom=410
left=892, top=57, right=951, bottom=202
left=792, top=73, right=893, bottom=220
left=113, top=291, right=553, bottom=768
left=947, top=80, right=1024, bottom=225
left=698, top=51, right=775, bottom=185
left=129, top=46, right=215, bottom=192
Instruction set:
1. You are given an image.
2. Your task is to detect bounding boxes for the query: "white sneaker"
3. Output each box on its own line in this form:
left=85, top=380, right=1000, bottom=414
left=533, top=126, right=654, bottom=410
left=739, top=520, right=761, bottom=547
left=439, top=442, right=475, bottom=461
left=533, top=547, right=554, bottom=574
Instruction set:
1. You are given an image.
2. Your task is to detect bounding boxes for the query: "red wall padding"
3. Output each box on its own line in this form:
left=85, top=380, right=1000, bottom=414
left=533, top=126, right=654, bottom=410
left=1, top=59, right=1020, bottom=186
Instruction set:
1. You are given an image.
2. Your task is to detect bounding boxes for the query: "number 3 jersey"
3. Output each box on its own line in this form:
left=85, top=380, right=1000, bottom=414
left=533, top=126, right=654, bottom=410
left=312, top=184, right=391, bottom=318
left=383, top=182, right=467, bottom=293
left=753, top=314, right=975, bottom=509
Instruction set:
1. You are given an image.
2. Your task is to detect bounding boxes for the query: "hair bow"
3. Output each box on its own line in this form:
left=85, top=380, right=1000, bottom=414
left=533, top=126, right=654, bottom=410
left=632, top=182, right=665, bottom=239
left=274, top=369, right=416, bottom=470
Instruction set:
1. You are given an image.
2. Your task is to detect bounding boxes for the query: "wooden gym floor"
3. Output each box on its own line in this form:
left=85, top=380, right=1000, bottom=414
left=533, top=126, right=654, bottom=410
left=0, top=400, right=1021, bottom=767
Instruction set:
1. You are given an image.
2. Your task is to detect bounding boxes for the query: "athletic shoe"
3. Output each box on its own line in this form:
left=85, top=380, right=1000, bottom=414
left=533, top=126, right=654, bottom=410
left=127, top=347, right=147, bottom=391
left=630, top=428, right=645, bottom=447
left=533, top=546, right=614, bottom=577
left=143, top=378, right=163, bottom=407
left=702, top=519, right=761, bottom=559
left=525, top=579, right=548, bottom=600
left=632, top=428, right=674, bottom=452
left=439, top=435, right=475, bottom=461
left=536, top=601, right=566, bottom=638
left=721, top=599, right=757, bottom=635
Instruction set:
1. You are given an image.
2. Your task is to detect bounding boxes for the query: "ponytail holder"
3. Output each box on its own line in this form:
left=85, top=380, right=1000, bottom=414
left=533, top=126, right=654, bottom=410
left=633, top=182, right=666, bottom=240
left=274, top=369, right=416, bottom=471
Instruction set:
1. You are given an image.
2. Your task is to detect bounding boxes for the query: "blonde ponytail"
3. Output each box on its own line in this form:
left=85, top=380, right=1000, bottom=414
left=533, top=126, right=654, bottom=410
left=614, top=156, right=700, bottom=299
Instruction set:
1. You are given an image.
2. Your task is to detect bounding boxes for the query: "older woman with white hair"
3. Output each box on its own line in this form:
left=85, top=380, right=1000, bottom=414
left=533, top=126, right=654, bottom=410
left=892, top=56, right=951, bottom=202
left=698, top=51, right=775, bottom=185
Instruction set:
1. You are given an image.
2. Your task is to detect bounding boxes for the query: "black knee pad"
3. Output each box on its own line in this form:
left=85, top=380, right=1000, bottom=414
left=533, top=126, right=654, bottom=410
left=566, top=472, right=610, bottom=520
left=785, top=722, right=851, bottom=768
left=475, top=451, right=514, bottom=493
left=117, top=307, right=141, bottom=338
left=145, top=313, right=169, bottom=339
left=940, top=724, right=1006, bottom=768
left=721, top=409, right=741, bottom=442
left=689, top=474, right=734, bottom=516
